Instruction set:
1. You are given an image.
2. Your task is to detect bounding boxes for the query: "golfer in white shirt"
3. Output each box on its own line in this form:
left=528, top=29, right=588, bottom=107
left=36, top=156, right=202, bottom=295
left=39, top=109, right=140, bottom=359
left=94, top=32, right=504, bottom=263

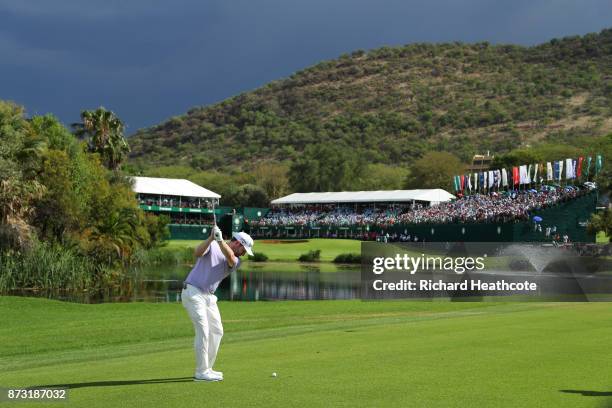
left=182, top=227, right=254, bottom=382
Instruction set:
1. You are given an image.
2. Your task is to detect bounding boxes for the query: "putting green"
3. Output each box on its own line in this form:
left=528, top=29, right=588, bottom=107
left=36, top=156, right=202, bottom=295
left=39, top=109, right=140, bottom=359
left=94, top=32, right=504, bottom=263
left=166, top=238, right=362, bottom=262
left=0, top=297, right=610, bottom=407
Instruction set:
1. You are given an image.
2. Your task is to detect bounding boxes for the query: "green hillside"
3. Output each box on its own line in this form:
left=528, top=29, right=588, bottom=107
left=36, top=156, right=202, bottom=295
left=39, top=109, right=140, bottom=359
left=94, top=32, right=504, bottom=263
left=129, top=29, right=612, bottom=170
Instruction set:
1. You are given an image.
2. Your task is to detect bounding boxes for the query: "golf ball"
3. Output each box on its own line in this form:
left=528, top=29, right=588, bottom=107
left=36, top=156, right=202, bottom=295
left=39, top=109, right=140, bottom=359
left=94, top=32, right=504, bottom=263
left=272, top=372, right=277, bottom=377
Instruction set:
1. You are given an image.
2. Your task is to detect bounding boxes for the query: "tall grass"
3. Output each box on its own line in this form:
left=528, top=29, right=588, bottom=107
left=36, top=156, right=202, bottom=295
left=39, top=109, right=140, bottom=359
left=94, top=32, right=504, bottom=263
left=0, top=242, right=193, bottom=296
left=130, top=246, right=194, bottom=266
left=0, top=242, right=104, bottom=293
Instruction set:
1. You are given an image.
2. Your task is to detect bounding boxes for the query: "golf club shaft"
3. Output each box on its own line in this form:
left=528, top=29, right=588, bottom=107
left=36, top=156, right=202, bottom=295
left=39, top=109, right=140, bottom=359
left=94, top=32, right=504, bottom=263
left=213, top=199, right=216, bottom=226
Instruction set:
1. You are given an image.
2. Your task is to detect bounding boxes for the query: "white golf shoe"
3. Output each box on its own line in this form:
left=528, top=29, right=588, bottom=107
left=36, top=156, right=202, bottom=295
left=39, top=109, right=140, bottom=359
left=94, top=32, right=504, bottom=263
left=210, top=369, right=223, bottom=378
left=194, top=369, right=223, bottom=382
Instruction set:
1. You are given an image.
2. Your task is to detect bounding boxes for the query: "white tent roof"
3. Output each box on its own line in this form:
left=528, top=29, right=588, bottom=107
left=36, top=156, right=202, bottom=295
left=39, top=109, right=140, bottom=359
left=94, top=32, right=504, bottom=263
left=131, top=176, right=220, bottom=199
left=271, top=189, right=455, bottom=205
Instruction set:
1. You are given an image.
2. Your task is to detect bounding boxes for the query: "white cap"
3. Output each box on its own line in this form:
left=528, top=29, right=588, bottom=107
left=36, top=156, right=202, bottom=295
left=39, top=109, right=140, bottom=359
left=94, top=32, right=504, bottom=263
left=232, top=231, right=254, bottom=256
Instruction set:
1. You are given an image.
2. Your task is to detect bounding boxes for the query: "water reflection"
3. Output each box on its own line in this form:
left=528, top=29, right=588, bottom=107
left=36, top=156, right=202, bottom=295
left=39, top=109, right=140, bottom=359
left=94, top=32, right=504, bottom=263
left=123, top=263, right=362, bottom=302
left=8, top=263, right=361, bottom=303
left=9, top=244, right=611, bottom=303
left=220, top=268, right=361, bottom=301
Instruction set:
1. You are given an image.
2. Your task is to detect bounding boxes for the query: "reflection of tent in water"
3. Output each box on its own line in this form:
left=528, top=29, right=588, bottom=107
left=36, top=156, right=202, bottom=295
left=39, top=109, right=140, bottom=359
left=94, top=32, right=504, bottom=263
left=219, top=268, right=361, bottom=301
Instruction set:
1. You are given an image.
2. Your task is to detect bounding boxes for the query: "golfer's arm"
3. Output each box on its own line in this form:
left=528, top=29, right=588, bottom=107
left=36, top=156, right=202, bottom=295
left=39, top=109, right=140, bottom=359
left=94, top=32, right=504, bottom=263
left=194, top=236, right=214, bottom=258
left=218, top=240, right=238, bottom=268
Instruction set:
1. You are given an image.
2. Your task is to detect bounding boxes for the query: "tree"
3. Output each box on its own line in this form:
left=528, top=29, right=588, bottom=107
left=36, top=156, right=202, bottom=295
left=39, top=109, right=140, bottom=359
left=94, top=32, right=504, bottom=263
left=253, top=162, right=289, bottom=199
left=223, top=184, right=269, bottom=208
left=34, top=150, right=82, bottom=242
left=0, top=101, right=45, bottom=250
left=403, top=152, right=465, bottom=191
left=81, top=207, right=140, bottom=265
left=491, top=144, right=580, bottom=168
left=288, top=143, right=366, bottom=192
left=587, top=209, right=611, bottom=242
left=356, top=164, right=409, bottom=190
left=72, top=107, right=130, bottom=170
left=0, top=178, right=44, bottom=250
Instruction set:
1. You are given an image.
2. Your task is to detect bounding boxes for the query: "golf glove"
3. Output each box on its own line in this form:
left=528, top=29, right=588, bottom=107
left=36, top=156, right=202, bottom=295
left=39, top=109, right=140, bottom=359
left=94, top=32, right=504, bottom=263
left=213, top=226, right=223, bottom=242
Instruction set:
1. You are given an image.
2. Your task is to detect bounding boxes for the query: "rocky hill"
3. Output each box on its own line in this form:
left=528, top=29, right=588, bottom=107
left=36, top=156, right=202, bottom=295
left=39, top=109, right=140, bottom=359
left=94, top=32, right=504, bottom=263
left=128, top=29, right=612, bottom=170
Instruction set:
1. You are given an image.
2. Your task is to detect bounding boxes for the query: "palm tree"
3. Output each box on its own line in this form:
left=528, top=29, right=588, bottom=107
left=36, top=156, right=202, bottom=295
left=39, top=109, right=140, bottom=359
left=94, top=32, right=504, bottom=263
left=72, top=108, right=130, bottom=170
left=0, top=177, right=45, bottom=250
left=82, top=208, right=140, bottom=265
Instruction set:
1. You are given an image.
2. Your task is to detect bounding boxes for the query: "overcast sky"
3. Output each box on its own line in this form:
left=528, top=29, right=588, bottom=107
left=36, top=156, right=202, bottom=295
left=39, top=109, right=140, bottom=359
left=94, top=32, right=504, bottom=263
left=0, top=0, right=610, bottom=133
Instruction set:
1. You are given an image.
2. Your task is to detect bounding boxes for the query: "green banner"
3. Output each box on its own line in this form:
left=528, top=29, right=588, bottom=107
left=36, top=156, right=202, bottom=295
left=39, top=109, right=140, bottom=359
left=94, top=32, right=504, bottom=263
left=139, top=204, right=214, bottom=214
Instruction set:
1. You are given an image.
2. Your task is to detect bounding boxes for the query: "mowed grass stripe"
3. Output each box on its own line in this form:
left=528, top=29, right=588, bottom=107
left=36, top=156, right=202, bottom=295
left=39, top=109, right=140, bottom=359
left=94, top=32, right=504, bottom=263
left=0, top=300, right=609, bottom=407
left=166, top=238, right=362, bottom=261
left=1, top=297, right=502, bottom=371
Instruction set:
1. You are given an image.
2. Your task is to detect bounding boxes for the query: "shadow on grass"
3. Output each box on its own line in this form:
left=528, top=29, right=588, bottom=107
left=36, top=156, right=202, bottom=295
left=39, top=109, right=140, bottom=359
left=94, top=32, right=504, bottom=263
left=28, top=377, right=195, bottom=389
left=560, top=390, right=612, bottom=397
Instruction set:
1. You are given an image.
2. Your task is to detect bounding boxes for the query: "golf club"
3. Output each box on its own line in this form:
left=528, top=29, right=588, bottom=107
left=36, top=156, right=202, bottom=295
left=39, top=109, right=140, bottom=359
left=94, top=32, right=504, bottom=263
left=213, top=198, right=217, bottom=226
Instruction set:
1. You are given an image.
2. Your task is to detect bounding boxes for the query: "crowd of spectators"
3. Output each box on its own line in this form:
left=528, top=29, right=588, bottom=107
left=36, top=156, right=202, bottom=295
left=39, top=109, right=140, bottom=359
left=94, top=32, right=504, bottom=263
left=137, top=194, right=213, bottom=209
left=255, top=186, right=586, bottom=228
left=169, top=215, right=214, bottom=225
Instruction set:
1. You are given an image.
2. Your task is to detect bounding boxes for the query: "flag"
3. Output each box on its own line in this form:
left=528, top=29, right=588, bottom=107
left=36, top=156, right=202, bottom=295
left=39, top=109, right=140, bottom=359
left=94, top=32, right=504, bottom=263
left=533, top=164, right=539, bottom=183
left=595, top=154, right=603, bottom=175
left=577, top=157, right=583, bottom=178
left=512, top=167, right=519, bottom=186
left=565, top=158, right=574, bottom=179
left=553, top=161, right=560, bottom=180
left=453, top=176, right=459, bottom=192
left=519, top=165, right=529, bottom=184
left=559, top=160, right=564, bottom=181
left=467, top=174, right=472, bottom=192
left=494, top=169, right=501, bottom=188
left=546, top=162, right=553, bottom=181
left=488, top=170, right=494, bottom=188
left=585, top=156, right=592, bottom=178
left=473, top=173, right=478, bottom=191
left=502, top=168, right=508, bottom=187
left=460, top=175, right=465, bottom=191
left=527, top=164, right=532, bottom=184
left=479, top=172, right=485, bottom=190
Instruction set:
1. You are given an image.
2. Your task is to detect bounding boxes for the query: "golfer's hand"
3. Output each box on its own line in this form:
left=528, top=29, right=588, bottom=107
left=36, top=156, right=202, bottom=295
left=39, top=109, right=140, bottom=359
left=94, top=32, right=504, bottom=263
left=213, top=226, right=223, bottom=242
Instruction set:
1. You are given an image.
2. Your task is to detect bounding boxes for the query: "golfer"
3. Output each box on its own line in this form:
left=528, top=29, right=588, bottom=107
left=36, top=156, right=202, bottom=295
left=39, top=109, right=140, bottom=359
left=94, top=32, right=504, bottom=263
left=182, top=226, right=254, bottom=382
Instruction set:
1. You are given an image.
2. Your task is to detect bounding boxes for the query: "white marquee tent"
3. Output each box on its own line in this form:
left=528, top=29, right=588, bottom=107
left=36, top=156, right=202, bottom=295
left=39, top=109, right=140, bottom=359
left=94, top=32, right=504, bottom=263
left=271, top=189, right=455, bottom=206
left=131, top=176, right=220, bottom=199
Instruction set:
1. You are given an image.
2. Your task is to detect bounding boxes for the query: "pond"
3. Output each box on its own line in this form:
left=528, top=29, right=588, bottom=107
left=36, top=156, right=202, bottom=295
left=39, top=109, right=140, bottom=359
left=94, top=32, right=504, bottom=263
left=8, top=248, right=612, bottom=303
left=8, top=262, right=362, bottom=303
left=130, top=262, right=362, bottom=302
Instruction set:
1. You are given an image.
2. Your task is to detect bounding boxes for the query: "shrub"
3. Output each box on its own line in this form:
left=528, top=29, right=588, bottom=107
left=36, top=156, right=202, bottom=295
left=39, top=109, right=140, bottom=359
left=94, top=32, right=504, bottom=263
left=248, top=252, right=269, bottom=262
left=333, top=253, right=362, bottom=264
left=298, top=250, right=321, bottom=262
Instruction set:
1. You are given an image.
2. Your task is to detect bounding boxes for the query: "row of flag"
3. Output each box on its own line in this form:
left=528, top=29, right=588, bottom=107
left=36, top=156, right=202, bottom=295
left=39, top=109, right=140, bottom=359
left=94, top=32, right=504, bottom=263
left=453, top=155, right=603, bottom=192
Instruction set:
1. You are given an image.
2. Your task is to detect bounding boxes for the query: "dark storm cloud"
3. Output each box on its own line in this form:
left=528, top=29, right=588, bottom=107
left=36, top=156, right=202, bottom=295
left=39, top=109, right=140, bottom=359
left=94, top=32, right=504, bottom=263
left=0, top=0, right=610, bottom=131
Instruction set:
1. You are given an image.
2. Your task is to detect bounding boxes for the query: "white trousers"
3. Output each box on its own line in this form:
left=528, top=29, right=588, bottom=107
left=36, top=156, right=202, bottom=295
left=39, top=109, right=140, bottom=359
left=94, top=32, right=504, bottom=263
left=181, top=284, right=224, bottom=374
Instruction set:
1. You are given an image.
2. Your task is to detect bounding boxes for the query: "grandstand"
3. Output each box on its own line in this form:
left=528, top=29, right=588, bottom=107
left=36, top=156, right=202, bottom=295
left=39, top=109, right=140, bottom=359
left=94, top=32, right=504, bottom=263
left=252, top=189, right=457, bottom=239
left=130, top=178, right=598, bottom=243
left=132, top=176, right=222, bottom=237
left=249, top=186, right=598, bottom=243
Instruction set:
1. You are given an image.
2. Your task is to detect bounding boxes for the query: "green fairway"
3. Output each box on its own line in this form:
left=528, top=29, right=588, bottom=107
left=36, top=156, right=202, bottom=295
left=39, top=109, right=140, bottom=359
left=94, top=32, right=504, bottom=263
left=1, top=297, right=610, bottom=407
left=166, top=238, right=361, bottom=262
